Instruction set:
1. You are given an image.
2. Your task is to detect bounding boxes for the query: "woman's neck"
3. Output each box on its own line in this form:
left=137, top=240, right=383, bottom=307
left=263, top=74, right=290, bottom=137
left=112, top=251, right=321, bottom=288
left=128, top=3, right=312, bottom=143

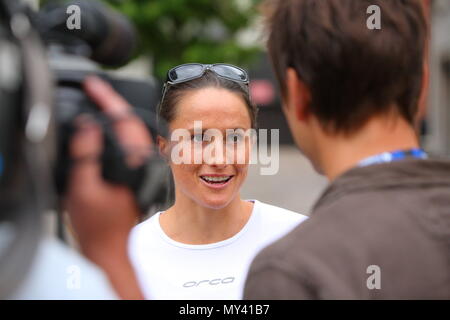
left=159, top=194, right=254, bottom=245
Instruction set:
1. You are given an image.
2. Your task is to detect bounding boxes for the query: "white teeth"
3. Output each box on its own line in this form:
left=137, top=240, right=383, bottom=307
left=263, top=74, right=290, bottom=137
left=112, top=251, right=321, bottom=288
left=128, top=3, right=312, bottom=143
left=202, top=176, right=231, bottom=182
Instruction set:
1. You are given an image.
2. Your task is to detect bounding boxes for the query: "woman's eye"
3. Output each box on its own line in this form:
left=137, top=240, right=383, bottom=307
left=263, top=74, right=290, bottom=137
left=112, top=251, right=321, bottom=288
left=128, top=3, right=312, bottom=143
left=227, top=133, right=243, bottom=144
left=192, top=134, right=204, bottom=142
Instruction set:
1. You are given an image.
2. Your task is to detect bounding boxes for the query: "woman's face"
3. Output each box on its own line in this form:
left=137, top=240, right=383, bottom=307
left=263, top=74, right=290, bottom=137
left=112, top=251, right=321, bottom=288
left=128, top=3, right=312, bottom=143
left=160, top=87, right=253, bottom=210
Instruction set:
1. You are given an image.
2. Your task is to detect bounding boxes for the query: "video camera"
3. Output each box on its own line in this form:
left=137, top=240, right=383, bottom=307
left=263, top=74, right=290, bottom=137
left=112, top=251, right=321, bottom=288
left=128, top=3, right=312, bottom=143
left=3, top=0, right=169, bottom=216
left=0, top=0, right=170, bottom=297
left=41, top=0, right=169, bottom=214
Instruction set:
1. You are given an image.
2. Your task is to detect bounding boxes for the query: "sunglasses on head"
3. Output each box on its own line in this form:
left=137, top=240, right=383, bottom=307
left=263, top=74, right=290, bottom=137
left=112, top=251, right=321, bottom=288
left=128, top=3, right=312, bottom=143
left=158, top=63, right=250, bottom=112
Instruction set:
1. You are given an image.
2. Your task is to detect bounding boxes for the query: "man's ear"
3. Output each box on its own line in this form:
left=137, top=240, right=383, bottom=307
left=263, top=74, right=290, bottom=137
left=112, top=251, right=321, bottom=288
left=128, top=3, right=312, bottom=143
left=286, top=68, right=312, bottom=121
left=416, top=60, right=429, bottom=127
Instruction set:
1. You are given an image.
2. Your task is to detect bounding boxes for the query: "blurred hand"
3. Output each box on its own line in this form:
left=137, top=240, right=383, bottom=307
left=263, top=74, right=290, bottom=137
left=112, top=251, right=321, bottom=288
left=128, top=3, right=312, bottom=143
left=64, top=75, right=151, bottom=299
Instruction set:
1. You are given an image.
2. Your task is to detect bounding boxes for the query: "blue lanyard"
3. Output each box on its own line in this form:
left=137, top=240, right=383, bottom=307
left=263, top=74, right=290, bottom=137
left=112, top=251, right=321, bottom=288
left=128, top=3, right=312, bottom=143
left=358, top=148, right=428, bottom=167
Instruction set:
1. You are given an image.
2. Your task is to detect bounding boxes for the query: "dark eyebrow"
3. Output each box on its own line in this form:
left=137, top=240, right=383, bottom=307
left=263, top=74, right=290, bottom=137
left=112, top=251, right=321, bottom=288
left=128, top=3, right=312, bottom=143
left=187, top=129, right=205, bottom=134
left=186, top=128, right=248, bottom=134
left=228, top=128, right=248, bottom=131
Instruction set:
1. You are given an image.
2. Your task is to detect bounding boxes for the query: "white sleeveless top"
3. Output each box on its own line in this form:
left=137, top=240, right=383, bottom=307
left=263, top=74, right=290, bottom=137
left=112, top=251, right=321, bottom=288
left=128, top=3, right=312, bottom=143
left=128, top=200, right=308, bottom=300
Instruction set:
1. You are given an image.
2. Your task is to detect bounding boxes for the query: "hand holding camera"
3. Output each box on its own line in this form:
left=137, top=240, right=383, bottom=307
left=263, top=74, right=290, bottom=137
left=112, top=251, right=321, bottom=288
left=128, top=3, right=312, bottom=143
left=65, top=76, right=151, bottom=257
left=64, top=76, right=150, bottom=299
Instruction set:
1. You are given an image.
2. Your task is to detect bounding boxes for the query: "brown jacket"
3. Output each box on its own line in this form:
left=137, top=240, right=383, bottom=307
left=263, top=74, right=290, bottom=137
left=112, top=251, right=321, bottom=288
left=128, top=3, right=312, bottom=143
left=244, top=159, right=450, bottom=299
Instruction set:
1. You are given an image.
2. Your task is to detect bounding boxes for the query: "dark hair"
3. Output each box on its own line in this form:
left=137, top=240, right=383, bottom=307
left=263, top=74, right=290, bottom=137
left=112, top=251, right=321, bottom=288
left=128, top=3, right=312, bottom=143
left=158, top=71, right=258, bottom=129
left=263, top=0, right=427, bottom=133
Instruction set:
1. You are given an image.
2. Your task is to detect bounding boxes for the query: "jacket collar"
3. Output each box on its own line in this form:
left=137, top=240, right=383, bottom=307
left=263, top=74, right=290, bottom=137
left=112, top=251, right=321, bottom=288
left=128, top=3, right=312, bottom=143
left=312, top=158, right=450, bottom=213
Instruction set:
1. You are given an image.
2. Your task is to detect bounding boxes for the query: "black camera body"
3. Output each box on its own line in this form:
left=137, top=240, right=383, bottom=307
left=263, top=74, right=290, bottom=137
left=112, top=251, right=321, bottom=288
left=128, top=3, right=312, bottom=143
left=52, top=56, right=168, bottom=213
left=0, top=0, right=169, bottom=298
left=36, top=0, right=169, bottom=213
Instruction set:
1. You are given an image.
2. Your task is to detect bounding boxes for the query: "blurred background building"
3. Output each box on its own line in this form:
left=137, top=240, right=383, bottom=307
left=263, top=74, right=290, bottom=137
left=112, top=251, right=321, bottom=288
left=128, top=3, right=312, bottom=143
left=426, top=0, right=450, bottom=157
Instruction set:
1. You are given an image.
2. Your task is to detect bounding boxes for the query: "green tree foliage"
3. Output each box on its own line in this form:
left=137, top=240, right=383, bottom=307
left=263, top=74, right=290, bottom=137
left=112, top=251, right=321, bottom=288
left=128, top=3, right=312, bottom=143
left=103, top=0, right=264, bottom=80
left=40, top=0, right=263, bottom=79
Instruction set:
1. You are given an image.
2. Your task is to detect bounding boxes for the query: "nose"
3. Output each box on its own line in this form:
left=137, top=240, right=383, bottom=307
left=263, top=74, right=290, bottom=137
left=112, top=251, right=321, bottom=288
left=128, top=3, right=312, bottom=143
left=204, top=141, right=227, bottom=168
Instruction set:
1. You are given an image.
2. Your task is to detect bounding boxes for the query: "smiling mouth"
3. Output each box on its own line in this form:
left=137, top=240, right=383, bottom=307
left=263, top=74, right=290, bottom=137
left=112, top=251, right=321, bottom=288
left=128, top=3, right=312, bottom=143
left=200, top=175, right=234, bottom=184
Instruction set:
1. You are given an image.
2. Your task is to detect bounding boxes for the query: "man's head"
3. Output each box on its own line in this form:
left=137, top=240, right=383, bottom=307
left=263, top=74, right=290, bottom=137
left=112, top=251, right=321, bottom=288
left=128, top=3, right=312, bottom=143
left=263, top=0, right=428, bottom=170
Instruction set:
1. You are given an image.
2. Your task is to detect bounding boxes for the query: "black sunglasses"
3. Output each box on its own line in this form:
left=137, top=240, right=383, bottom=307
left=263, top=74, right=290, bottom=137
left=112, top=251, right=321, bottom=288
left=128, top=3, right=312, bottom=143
left=158, top=63, right=250, bottom=112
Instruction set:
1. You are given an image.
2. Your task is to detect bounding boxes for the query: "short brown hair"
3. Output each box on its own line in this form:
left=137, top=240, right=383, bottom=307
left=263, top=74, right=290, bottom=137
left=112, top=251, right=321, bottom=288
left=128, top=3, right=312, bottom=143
left=264, top=0, right=427, bottom=133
